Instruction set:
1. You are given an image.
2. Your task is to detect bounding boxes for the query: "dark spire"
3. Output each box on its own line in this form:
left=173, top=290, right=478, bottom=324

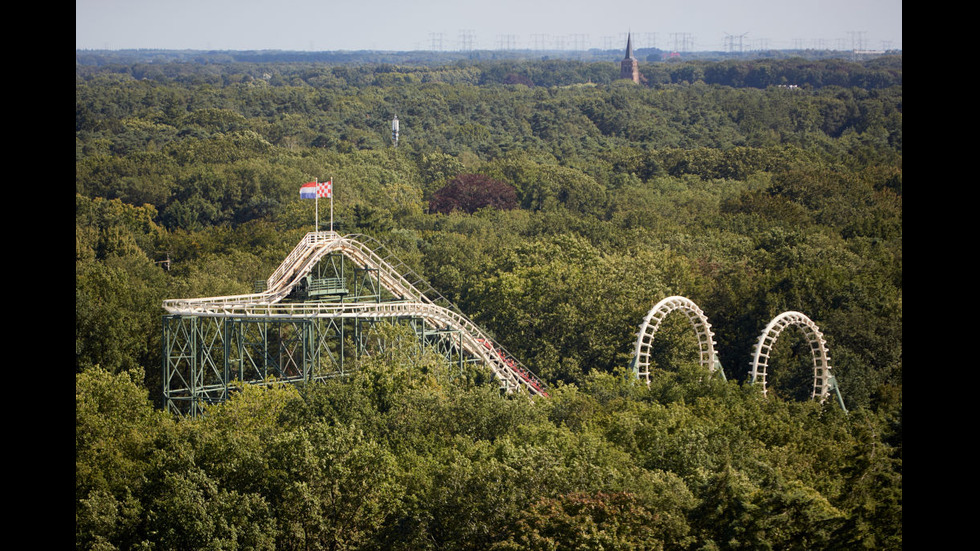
left=625, top=33, right=634, bottom=59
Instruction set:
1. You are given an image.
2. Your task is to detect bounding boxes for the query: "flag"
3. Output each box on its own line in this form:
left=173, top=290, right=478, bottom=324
left=300, top=182, right=317, bottom=199
left=300, top=180, right=332, bottom=199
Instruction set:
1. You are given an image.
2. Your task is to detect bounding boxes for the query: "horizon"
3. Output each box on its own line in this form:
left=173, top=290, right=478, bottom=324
left=76, top=0, right=902, bottom=53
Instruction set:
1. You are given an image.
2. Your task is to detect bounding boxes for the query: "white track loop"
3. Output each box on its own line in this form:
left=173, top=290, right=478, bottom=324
left=749, top=311, right=832, bottom=402
left=162, top=232, right=548, bottom=397
left=631, top=296, right=722, bottom=383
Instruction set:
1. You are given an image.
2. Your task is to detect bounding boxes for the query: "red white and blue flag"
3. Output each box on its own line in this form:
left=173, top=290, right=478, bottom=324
left=300, top=180, right=332, bottom=199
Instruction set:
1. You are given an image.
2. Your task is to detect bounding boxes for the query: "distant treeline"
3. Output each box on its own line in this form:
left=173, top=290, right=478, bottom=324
left=77, top=51, right=901, bottom=90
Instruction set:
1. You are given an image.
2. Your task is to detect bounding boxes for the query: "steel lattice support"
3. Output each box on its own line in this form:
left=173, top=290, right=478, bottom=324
left=163, top=313, right=487, bottom=416
left=229, top=318, right=315, bottom=384
left=416, top=319, right=482, bottom=380
left=163, top=315, right=230, bottom=417
left=164, top=315, right=318, bottom=416
left=353, top=316, right=477, bottom=381
left=312, top=316, right=348, bottom=378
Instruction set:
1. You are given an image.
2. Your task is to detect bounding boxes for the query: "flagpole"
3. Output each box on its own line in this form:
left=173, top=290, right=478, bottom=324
left=330, top=177, right=334, bottom=233
left=314, top=178, right=320, bottom=232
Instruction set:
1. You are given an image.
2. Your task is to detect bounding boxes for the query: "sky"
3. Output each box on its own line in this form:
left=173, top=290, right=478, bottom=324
left=76, top=0, right=902, bottom=52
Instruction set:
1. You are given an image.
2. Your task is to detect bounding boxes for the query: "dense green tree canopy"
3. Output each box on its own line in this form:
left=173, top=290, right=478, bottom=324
left=77, top=52, right=901, bottom=549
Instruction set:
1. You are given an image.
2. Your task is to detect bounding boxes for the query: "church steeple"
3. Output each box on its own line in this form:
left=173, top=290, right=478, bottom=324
left=620, top=33, right=640, bottom=83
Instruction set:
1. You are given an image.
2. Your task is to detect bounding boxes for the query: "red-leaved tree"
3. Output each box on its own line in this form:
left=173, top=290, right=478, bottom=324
left=429, top=174, right=518, bottom=214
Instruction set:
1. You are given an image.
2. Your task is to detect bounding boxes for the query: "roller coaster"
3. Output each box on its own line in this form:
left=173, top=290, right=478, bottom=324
left=628, top=297, right=846, bottom=412
left=162, top=231, right=547, bottom=416
left=163, top=232, right=845, bottom=416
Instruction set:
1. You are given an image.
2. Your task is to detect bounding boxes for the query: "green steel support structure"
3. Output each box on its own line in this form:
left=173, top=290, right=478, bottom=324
left=163, top=312, right=480, bottom=417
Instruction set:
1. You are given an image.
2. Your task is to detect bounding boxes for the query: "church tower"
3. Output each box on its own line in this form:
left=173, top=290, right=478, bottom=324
left=620, top=33, right=639, bottom=83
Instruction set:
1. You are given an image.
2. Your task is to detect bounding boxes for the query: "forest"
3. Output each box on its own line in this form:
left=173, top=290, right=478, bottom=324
left=76, top=52, right=901, bottom=549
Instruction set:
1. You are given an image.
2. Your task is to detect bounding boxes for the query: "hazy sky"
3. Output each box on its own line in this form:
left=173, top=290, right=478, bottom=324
left=76, top=0, right=902, bottom=52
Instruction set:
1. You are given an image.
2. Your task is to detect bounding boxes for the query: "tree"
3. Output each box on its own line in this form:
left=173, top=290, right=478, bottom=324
left=76, top=367, right=176, bottom=548
left=496, top=492, right=665, bottom=550
left=429, top=173, right=518, bottom=214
